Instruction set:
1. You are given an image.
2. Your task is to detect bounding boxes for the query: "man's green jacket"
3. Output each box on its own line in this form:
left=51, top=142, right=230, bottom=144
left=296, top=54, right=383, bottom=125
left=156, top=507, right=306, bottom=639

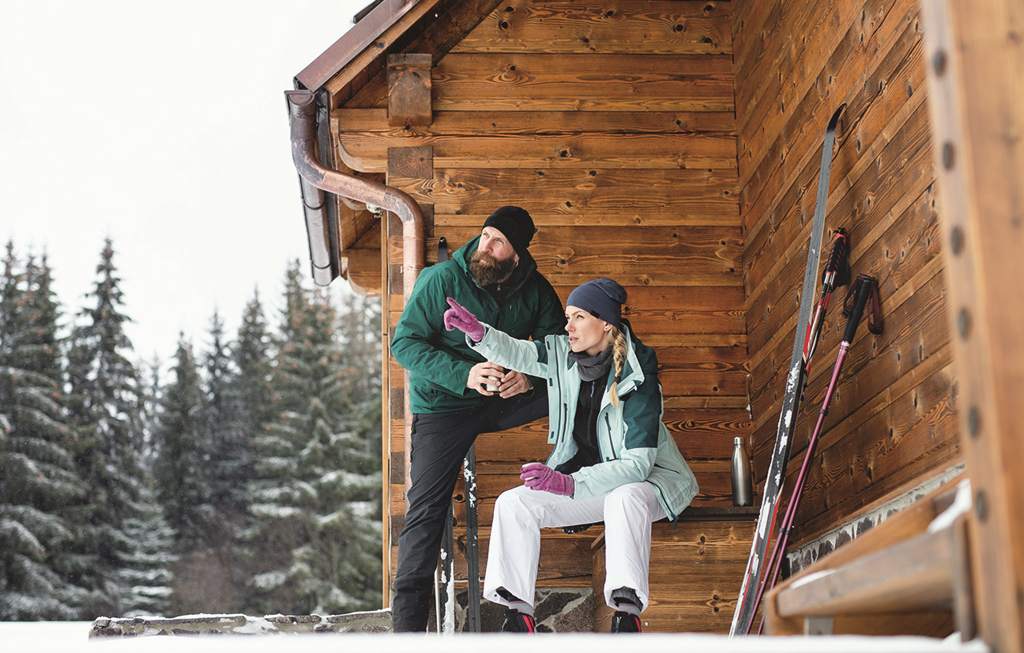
left=391, top=235, right=565, bottom=413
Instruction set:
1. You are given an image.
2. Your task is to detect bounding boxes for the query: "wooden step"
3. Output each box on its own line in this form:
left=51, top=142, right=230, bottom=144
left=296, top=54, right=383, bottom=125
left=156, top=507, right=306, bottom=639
left=765, top=476, right=975, bottom=638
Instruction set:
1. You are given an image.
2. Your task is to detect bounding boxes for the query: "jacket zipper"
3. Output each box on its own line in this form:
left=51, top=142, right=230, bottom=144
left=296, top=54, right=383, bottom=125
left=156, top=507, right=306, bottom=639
left=602, top=413, right=614, bottom=461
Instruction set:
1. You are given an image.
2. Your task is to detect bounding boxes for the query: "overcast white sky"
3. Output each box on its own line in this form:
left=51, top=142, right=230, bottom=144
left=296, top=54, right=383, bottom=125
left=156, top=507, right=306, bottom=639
left=0, top=0, right=368, bottom=365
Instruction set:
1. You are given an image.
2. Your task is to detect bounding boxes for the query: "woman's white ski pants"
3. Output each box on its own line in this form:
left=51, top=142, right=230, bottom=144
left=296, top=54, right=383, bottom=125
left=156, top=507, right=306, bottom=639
left=483, top=481, right=667, bottom=611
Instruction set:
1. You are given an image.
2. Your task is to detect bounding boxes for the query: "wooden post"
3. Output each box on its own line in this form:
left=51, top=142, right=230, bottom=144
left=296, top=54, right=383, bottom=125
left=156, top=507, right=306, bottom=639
left=384, top=146, right=434, bottom=602
left=920, top=1, right=1024, bottom=652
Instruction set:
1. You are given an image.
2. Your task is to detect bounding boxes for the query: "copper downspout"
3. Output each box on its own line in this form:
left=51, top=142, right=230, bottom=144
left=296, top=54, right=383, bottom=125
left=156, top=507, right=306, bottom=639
left=286, top=89, right=423, bottom=511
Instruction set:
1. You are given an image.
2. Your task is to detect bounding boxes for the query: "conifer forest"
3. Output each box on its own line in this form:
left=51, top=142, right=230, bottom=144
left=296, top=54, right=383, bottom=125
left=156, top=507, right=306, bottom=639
left=0, top=238, right=383, bottom=620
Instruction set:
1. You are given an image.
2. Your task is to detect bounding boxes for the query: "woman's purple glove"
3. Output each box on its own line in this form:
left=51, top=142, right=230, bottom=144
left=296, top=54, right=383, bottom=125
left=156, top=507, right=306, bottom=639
left=520, top=462, right=574, bottom=497
left=443, top=297, right=485, bottom=342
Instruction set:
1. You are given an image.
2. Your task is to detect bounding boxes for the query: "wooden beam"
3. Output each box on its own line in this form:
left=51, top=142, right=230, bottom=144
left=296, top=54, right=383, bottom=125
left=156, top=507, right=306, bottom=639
left=773, top=524, right=955, bottom=618
left=767, top=515, right=973, bottom=638
left=343, top=248, right=381, bottom=297
left=920, top=1, right=1024, bottom=651
left=764, top=478, right=968, bottom=637
left=387, top=54, right=433, bottom=126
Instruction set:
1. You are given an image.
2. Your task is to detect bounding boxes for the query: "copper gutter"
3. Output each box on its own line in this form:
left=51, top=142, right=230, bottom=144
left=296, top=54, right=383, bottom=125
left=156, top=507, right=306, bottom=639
left=286, top=89, right=424, bottom=300
left=287, top=89, right=423, bottom=510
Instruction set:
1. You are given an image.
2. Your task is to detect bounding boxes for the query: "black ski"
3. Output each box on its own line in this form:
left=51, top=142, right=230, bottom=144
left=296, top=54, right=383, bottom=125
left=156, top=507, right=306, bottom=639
left=729, top=104, right=846, bottom=636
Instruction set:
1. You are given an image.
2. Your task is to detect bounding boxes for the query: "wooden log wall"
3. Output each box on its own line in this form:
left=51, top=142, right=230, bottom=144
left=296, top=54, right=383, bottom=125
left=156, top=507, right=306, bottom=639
left=594, top=521, right=759, bottom=633
left=734, top=0, right=962, bottom=551
left=334, top=0, right=749, bottom=597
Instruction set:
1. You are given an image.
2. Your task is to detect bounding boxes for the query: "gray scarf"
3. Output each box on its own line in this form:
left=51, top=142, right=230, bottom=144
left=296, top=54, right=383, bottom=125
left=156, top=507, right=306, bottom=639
left=569, top=346, right=614, bottom=382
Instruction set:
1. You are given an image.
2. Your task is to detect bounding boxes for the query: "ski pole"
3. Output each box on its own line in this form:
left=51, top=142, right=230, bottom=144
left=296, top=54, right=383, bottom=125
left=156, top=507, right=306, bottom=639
left=754, top=274, right=882, bottom=633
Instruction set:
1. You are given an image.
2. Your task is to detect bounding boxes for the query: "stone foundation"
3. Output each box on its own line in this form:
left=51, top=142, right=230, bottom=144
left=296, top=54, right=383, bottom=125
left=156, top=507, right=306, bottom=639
left=89, top=587, right=593, bottom=637
left=433, top=587, right=593, bottom=633
left=90, top=610, right=393, bottom=637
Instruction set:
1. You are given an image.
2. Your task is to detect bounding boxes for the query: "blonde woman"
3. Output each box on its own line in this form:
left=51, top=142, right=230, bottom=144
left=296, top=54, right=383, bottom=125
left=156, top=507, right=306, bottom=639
left=444, top=278, right=698, bottom=633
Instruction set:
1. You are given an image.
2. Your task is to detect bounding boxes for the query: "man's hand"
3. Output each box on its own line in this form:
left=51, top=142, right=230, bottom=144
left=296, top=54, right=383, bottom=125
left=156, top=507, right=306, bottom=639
left=467, top=361, right=504, bottom=396
left=466, top=363, right=532, bottom=398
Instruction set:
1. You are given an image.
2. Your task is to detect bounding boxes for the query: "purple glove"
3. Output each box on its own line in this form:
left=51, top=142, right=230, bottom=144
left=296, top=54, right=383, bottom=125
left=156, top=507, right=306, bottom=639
left=520, top=462, right=574, bottom=497
left=443, top=297, right=485, bottom=342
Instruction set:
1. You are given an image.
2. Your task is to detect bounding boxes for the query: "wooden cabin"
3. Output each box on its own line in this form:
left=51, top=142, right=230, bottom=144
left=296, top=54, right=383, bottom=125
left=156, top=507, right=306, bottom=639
left=285, top=0, right=1024, bottom=649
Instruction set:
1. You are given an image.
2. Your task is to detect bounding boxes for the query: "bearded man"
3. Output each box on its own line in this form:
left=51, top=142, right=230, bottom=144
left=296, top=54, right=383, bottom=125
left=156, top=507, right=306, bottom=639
left=390, top=206, right=564, bottom=632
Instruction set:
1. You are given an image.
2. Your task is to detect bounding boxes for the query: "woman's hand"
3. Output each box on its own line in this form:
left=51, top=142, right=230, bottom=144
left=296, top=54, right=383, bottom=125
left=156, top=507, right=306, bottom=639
left=520, top=462, right=574, bottom=497
left=443, top=297, right=485, bottom=341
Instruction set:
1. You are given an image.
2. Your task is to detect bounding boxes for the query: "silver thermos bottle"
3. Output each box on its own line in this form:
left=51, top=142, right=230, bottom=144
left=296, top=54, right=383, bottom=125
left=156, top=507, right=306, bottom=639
left=731, top=436, right=752, bottom=506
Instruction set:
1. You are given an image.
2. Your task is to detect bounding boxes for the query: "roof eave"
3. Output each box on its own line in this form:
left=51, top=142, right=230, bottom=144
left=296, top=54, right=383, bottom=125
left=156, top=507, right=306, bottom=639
left=295, top=0, right=426, bottom=92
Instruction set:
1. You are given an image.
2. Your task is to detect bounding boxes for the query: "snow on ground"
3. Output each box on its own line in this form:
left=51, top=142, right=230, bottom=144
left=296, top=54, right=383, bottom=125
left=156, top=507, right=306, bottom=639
left=0, top=622, right=991, bottom=653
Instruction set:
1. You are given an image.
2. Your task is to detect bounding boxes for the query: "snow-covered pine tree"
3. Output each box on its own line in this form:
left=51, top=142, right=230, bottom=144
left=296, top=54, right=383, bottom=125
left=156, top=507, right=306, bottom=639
left=243, top=262, right=381, bottom=615
left=112, top=479, right=177, bottom=617
left=138, top=354, right=164, bottom=469
left=64, top=238, right=172, bottom=617
left=154, top=335, right=212, bottom=544
left=0, top=245, right=85, bottom=619
left=335, top=291, right=383, bottom=445
left=224, top=291, right=271, bottom=518
left=242, top=264, right=312, bottom=614
left=201, top=310, right=246, bottom=529
left=331, top=288, right=383, bottom=604
left=291, top=283, right=382, bottom=614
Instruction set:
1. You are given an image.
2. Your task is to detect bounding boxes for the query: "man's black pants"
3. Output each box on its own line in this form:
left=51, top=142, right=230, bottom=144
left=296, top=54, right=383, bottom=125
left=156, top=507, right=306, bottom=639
left=391, top=389, right=548, bottom=632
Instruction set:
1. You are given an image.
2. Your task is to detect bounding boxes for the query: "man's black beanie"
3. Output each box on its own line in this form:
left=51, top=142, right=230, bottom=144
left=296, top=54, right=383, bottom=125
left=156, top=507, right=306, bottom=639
left=483, top=206, right=536, bottom=256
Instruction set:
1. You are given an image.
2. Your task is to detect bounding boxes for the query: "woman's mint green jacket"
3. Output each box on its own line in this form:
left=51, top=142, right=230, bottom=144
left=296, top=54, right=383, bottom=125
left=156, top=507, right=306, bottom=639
left=468, top=319, right=699, bottom=521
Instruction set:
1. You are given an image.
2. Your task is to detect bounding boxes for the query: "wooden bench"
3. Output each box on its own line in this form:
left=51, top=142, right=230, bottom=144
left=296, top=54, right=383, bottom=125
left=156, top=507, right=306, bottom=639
left=763, top=476, right=975, bottom=638
left=591, top=506, right=759, bottom=633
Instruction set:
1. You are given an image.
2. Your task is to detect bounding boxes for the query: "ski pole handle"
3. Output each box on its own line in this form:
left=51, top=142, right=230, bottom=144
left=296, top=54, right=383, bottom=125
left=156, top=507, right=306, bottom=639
left=822, top=228, right=850, bottom=286
left=842, top=275, right=877, bottom=343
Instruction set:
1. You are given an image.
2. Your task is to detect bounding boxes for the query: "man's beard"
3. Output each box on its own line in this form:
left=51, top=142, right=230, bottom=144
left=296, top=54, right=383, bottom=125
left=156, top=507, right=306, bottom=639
left=470, top=250, right=517, bottom=286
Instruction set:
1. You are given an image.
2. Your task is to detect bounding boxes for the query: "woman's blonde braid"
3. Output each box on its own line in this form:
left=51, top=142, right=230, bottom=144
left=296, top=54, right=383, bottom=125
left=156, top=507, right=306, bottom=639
left=607, top=327, right=627, bottom=408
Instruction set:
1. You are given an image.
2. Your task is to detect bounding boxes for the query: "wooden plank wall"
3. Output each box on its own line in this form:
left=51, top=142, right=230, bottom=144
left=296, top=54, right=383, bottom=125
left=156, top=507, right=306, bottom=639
left=594, top=521, right=759, bottom=633
left=734, top=0, right=963, bottom=551
left=336, top=0, right=749, bottom=596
